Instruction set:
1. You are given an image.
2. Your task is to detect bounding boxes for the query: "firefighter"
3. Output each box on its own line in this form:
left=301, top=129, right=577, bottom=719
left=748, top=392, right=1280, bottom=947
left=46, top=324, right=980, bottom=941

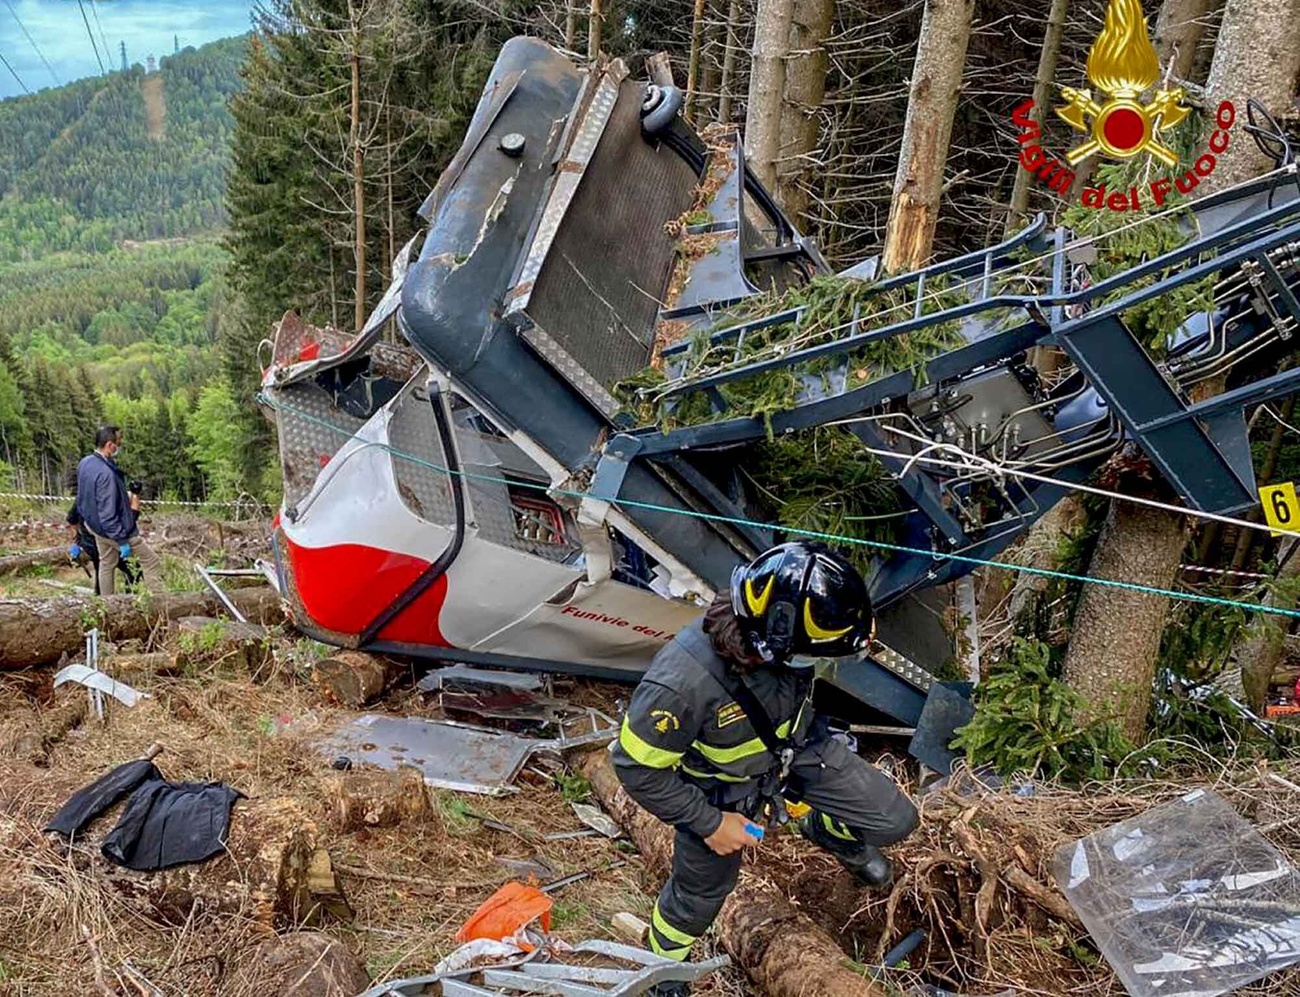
left=612, top=541, right=918, bottom=977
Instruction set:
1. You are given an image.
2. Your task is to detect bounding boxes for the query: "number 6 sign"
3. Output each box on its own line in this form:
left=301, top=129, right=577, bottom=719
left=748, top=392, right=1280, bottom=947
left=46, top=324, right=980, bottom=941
left=1259, top=482, right=1300, bottom=535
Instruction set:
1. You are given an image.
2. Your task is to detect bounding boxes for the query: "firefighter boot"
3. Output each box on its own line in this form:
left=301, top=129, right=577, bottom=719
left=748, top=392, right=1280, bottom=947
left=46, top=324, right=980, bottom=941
left=799, top=811, right=894, bottom=888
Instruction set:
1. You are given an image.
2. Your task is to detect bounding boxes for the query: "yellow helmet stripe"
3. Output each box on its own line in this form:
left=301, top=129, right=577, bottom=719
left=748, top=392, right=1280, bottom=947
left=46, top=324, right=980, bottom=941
left=803, top=598, right=853, bottom=642
left=744, top=574, right=775, bottom=617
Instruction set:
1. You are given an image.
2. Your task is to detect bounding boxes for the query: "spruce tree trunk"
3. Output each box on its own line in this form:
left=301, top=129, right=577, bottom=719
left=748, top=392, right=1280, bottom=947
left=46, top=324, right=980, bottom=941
left=1004, top=0, right=1069, bottom=236
left=1153, top=0, right=1216, bottom=82
left=349, top=9, right=366, bottom=333
left=1202, top=0, right=1300, bottom=193
left=717, top=0, right=742, bottom=122
left=686, top=0, right=709, bottom=125
left=744, top=0, right=795, bottom=193
left=588, top=0, right=604, bottom=60
left=1062, top=502, right=1188, bottom=743
left=881, top=0, right=974, bottom=273
left=777, top=0, right=835, bottom=222
left=1237, top=538, right=1300, bottom=711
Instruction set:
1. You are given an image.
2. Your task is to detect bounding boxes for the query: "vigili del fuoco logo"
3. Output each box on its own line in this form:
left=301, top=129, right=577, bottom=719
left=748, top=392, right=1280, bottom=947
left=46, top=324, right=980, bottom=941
left=1010, top=0, right=1237, bottom=211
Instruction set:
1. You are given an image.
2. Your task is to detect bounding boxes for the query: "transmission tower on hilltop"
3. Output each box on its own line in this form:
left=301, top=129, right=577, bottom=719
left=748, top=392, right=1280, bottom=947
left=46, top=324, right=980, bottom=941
left=119, top=41, right=127, bottom=72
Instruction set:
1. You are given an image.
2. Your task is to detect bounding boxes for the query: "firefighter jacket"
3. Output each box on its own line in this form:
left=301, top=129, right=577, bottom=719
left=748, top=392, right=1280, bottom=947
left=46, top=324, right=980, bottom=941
left=612, top=619, right=814, bottom=839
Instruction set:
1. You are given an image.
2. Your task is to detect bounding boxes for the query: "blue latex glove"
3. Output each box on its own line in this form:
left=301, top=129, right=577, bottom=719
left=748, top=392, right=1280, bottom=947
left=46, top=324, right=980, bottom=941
left=68, top=543, right=81, bottom=559
left=744, top=821, right=765, bottom=841
left=119, top=542, right=132, bottom=559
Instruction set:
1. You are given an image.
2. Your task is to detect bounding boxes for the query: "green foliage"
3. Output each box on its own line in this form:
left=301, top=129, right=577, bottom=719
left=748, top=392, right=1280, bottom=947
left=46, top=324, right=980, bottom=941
left=952, top=637, right=1133, bottom=783
left=0, top=242, right=220, bottom=496
left=1060, top=114, right=1214, bottom=353
left=1156, top=599, right=1250, bottom=683
left=554, top=772, right=592, bottom=803
left=434, top=791, right=477, bottom=836
left=0, top=38, right=246, bottom=261
left=186, top=382, right=246, bottom=501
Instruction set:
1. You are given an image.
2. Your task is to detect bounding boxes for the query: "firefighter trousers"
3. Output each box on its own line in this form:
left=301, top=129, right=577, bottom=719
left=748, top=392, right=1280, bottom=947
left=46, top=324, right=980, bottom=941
left=648, top=736, right=918, bottom=960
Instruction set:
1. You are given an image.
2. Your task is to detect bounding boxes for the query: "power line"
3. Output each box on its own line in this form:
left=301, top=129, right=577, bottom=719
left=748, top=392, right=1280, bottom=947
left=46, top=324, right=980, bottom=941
left=87, top=0, right=111, bottom=73
left=75, top=0, right=105, bottom=75
left=0, top=48, right=31, bottom=95
left=2, top=0, right=60, bottom=86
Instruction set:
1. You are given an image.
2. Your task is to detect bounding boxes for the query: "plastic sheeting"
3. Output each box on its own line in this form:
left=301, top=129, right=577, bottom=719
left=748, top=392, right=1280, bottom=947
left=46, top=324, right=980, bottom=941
left=1054, top=789, right=1300, bottom=997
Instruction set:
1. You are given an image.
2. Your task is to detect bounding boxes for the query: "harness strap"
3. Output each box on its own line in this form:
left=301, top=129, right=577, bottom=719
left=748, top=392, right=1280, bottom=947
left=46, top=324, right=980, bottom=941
left=676, top=624, right=811, bottom=779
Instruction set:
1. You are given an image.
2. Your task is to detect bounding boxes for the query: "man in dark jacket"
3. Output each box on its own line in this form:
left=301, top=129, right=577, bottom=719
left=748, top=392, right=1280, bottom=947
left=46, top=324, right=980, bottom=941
left=66, top=501, right=142, bottom=595
left=75, top=425, right=161, bottom=595
left=612, top=542, right=918, bottom=975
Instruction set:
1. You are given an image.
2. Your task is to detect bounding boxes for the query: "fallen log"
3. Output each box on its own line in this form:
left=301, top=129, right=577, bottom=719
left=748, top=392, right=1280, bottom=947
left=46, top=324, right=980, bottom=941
left=326, top=765, right=433, bottom=831
left=578, top=751, right=888, bottom=997
left=172, top=616, right=273, bottom=676
left=0, top=546, right=66, bottom=577
left=0, top=587, right=283, bottom=671
left=3, top=690, right=89, bottom=765
left=313, top=649, right=404, bottom=707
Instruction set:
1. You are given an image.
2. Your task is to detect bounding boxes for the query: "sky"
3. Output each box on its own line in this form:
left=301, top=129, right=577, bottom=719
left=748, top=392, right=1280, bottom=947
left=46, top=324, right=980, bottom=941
left=0, top=0, right=253, bottom=99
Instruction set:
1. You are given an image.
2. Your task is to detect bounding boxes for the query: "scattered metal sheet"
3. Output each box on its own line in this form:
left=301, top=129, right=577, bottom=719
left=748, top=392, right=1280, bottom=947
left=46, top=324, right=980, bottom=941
left=544, top=829, right=599, bottom=841
left=1054, top=789, right=1300, bottom=997
left=54, top=663, right=149, bottom=709
left=317, top=715, right=616, bottom=795
left=419, top=665, right=546, bottom=692
left=440, top=689, right=562, bottom=724
left=355, top=936, right=726, bottom=997
left=541, top=860, right=628, bottom=894
left=494, top=856, right=559, bottom=881
left=570, top=802, right=622, bottom=839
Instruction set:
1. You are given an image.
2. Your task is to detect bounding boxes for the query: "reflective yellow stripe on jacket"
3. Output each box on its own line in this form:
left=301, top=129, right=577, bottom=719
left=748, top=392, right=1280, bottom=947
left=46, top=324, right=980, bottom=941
left=690, top=719, right=791, bottom=765
left=618, top=717, right=684, bottom=769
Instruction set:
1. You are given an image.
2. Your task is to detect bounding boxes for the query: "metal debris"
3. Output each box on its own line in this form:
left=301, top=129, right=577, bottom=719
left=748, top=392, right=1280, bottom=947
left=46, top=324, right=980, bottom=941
left=359, top=938, right=728, bottom=997
left=54, top=663, right=149, bottom=709
left=419, top=665, right=545, bottom=693
left=570, top=802, right=622, bottom=839
left=317, top=715, right=616, bottom=795
left=193, top=564, right=249, bottom=623
left=541, top=860, right=628, bottom=894
left=494, top=857, right=559, bottom=881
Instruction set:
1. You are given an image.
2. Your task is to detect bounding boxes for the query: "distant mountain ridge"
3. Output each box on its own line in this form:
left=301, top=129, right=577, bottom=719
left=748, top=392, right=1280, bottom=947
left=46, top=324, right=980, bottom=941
left=0, top=36, right=246, bottom=260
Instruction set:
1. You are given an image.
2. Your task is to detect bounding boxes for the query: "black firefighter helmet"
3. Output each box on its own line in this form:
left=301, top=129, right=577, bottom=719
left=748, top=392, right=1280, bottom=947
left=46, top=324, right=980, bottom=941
left=729, top=541, right=874, bottom=666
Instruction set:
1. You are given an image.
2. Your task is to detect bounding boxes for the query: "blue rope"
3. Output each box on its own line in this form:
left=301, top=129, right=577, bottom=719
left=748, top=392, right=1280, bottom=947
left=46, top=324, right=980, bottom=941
left=260, top=392, right=1300, bottom=621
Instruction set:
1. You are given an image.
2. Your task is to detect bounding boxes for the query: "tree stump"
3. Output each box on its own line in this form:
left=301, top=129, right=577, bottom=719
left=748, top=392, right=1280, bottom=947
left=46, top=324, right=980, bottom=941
left=326, top=765, right=433, bottom=831
left=109, top=796, right=351, bottom=929
left=312, top=650, right=403, bottom=707
left=225, top=931, right=370, bottom=995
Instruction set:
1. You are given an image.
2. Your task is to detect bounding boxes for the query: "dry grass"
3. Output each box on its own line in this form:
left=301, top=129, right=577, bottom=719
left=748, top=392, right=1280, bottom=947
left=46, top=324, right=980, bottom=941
left=0, top=639, right=749, bottom=995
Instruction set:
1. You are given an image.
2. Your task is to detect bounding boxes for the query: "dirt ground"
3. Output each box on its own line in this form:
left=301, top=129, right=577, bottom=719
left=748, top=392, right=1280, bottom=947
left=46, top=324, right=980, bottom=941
left=6, top=508, right=1300, bottom=997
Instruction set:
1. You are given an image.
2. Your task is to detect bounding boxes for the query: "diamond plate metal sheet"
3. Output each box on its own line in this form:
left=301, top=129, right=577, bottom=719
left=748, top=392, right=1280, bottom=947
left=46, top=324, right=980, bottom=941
left=873, top=642, right=935, bottom=692
left=275, top=382, right=366, bottom=510
left=387, top=390, right=456, bottom=526
left=524, top=79, right=699, bottom=401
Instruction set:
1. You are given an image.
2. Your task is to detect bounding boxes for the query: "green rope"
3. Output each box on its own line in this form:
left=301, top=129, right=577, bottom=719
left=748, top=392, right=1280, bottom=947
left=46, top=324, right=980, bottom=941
left=259, top=392, right=1300, bottom=621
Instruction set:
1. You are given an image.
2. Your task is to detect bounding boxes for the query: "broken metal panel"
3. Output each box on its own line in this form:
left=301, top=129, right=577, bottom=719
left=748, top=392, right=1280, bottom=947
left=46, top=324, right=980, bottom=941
left=316, top=715, right=616, bottom=795
left=54, top=664, right=149, bottom=708
left=268, top=235, right=421, bottom=388
left=270, top=379, right=368, bottom=511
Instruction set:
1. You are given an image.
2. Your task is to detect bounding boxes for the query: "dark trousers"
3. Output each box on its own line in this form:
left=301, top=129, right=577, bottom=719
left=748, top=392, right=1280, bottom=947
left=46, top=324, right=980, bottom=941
left=648, top=736, right=918, bottom=960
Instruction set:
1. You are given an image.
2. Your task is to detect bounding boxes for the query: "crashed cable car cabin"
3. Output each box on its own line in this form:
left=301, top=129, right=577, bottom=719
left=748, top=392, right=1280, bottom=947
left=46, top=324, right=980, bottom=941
left=259, top=37, right=1300, bottom=726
